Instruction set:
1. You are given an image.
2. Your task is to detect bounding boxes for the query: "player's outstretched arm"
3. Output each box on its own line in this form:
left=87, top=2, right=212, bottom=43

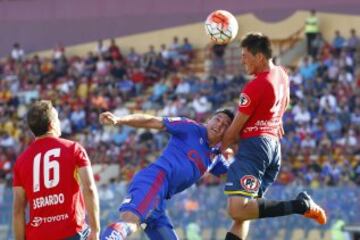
left=78, top=166, right=100, bottom=240
left=99, top=112, right=165, bottom=130
left=12, top=187, right=26, bottom=240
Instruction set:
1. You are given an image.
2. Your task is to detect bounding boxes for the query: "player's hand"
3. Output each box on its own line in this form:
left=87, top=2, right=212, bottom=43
left=87, top=230, right=100, bottom=240
left=99, top=112, right=119, bottom=126
left=223, top=148, right=234, bottom=160
left=220, top=145, right=237, bottom=156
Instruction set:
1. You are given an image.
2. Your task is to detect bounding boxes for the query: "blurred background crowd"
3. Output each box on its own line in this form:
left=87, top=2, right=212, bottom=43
left=0, top=27, right=359, bottom=189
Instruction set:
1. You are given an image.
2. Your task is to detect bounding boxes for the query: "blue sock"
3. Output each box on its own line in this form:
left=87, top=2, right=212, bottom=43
left=100, top=222, right=134, bottom=240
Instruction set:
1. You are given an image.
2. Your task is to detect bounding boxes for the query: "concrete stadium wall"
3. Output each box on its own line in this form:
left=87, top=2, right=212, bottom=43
left=1, top=0, right=360, bottom=57
left=32, top=11, right=360, bottom=58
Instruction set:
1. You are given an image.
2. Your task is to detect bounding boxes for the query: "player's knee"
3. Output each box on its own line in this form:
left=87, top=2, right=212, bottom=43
left=120, top=211, right=140, bottom=224
left=227, top=205, right=244, bottom=221
left=227, top=197, right=247, bottom=221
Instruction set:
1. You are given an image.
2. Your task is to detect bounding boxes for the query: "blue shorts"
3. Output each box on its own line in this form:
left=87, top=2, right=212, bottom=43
left=119, top=164, right=179, bottom=240
left=224, top=136, right=281, bottom=198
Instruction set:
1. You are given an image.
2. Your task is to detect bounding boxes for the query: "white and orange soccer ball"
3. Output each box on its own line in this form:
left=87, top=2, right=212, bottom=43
left=204, top=10, right=239, bottom=45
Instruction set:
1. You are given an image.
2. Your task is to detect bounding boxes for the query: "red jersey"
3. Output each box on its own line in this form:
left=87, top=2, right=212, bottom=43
left=13, top=136, right=90, bottom=240
left=238, top=66, right=289, bottom=139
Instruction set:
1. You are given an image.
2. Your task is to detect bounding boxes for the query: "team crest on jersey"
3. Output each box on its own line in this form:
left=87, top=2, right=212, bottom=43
left=240, top=175, right=260, bottom=193
left=121, top=196, right=132, bottom=204
left=239, top=93, right=251, bottom=107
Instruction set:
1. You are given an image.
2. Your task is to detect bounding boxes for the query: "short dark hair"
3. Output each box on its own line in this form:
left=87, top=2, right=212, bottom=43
left=27, top=100, right=55, bottom=137
left=214, top=108, right=234, bottom=121
left=241, top=32, right=272, bottom=60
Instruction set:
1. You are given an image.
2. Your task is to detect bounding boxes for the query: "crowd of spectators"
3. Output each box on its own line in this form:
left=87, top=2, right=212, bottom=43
left=0, top=28, right=359, bottom=190
left=0, top=36, right=242, bottom=186
left=277, top=28, right=360, bottom=187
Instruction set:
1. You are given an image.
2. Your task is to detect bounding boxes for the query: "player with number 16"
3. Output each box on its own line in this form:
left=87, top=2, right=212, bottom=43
left=12, top=100, right=100, bottom=240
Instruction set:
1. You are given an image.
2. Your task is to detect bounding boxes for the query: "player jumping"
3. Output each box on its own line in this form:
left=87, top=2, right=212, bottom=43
left=220, top=33, right=327, bottom=240
left=99, top=109, right=234, bottom=240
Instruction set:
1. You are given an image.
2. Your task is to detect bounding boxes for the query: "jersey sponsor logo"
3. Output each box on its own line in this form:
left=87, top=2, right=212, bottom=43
left=33, top=193, right=65, bottom=210
left=240, top=175, right=260, bottom=193
left=30, top=213, right=69, bottom=227
left=239, top=93, right=251, bottom=107
left=254, top=119, right=280, bottom=127
left=243, top=126, right=258, bottom=133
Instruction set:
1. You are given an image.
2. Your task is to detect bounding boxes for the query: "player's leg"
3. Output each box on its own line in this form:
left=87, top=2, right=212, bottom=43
left=256, top=144, right=326, bottom=225
left=224, top=137, right=270, bottom=239
left=227, top=219, right=250, bottom=240
left=100, top=211, right=139, bottom=240
left=227, top=191, right=326, bottom=225
left=225, top=141, right=280, bottom=240
left=145, top=226, right=179, bottom=240
left=101, top=165, right=168, bottom=240
left=144, top=199, right=179, bottom=240
left=224, top=138, right=326, bottom=240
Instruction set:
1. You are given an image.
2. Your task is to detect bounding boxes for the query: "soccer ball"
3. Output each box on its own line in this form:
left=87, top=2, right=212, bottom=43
left=205, top=10, right=239, bottom=45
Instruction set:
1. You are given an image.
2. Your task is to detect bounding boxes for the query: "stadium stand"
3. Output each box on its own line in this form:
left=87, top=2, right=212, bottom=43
left=2, top=24, right=358, bottom=188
